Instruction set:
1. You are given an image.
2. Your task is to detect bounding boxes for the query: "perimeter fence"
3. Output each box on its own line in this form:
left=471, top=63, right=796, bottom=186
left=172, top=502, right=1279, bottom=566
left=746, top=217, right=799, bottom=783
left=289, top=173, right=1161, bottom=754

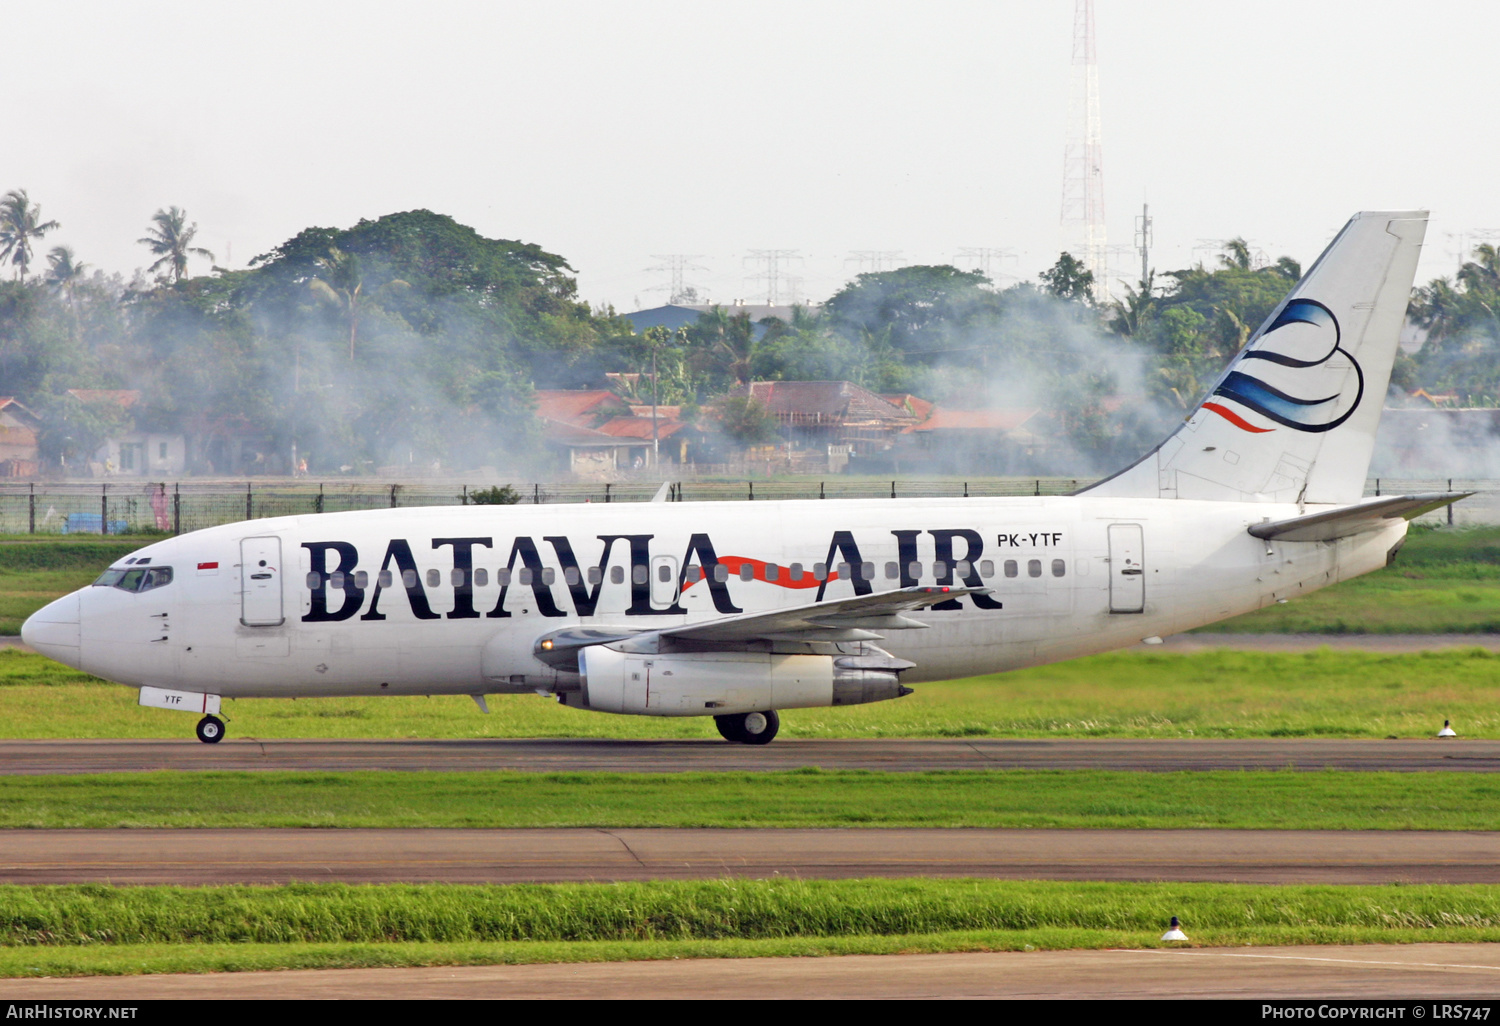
left=0, top=475, right=1491, bottom=536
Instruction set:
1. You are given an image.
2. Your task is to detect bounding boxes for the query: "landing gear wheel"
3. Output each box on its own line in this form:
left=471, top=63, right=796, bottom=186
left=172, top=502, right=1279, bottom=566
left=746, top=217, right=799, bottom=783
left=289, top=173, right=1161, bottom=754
left=714, top=710, right=780, bottom=745
left=196, top=715, right=225, bottom=744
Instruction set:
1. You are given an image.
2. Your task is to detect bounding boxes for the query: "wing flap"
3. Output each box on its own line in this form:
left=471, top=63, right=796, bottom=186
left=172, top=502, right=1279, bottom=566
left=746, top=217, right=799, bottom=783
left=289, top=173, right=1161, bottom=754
left=661, top=585, right=990, bottom=643
left=1248, top=492, right=1470, bottom=542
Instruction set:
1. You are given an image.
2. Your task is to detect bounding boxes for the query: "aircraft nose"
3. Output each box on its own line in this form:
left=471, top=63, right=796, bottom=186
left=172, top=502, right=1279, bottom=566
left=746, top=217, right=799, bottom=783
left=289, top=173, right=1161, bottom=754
left=21, top=593, right=83, bottom=669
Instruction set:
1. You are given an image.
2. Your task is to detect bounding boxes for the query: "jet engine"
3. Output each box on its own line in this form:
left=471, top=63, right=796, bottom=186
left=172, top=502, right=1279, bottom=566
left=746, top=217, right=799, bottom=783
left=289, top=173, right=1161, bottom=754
left=570, top=646, right=911, bottom=716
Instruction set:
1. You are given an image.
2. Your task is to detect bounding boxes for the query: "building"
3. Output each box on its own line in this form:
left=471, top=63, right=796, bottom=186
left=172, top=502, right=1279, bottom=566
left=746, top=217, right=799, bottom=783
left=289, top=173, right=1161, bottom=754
left=734, top=380, right=919, bottom=455
left=67, top=390, right=187, bottom=477
left=622, top=302, right=819, bottom=341
left=0, top=398, right=41, bottom=477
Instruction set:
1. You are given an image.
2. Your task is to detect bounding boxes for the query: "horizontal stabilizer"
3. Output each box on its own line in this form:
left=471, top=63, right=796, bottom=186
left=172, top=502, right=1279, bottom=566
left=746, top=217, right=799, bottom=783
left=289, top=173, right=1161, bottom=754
left=1248, top=493, right=1471, bottom=542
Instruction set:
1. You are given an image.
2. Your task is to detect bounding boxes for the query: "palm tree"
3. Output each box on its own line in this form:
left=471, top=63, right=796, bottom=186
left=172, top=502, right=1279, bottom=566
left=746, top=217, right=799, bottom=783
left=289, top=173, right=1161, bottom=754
left=308, top=247, right=364, bottom=360
left=138, top=206, right=214, bottom=284
left=0, top=189, right=61, bottom=281
left=46, top=246, right=89, bottom=341
left=1218, top=237, right=1254, bottom=271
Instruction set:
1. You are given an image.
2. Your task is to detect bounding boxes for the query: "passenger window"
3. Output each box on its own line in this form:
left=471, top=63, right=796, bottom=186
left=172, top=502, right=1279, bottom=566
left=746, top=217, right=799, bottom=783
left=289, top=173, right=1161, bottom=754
left=933, top=561, right=947, bottom=579
left=355, top=571, right=368, bottom=590
left=402, top=569, right=418, bottom=589
left=980, top=559, right=994, bottom=577
left=861, top=562, right=875, bottom=582
left=587, top=566, right=602, bottom=585
left=474, top=568, right=488, bottom=587
left=542, top=568, right=555, bottom=586
left=837, top=562, right=851, bottom=580
left=813, top=563, right=827, bottom=581
left=610, top=566, right=624, bottom=585
left=1004, top=560, right=1018, bottom=578
left=955, top=560, right=971, bottom=578
left=632, top=565, right=647, bottom=585
left=908, top=561, right=922, bottom=580
left=713, top=564, right=729, bottom=583
left=497, top=568, right=512, bottom=587
left=518, top=568, right=533, bottom=585
left=452, top=569, right=467, bottom=587
left=426, top=569, right=441, bottom=588
left=885, top=562, right=899, bottom=580
left=1052, top=559, right=1066, bottom=578
left=330, top=572, right=344, bottom=590
left=564, top=567, right=581, bottom=586
left=380, top=570, right=394, bottom=588
left=658, top=564, right=673, bottom=583
left=739, top=564, right=754, bottom=581
left=765, top=563, right=779, bottom=581
left=685, top=564, right=701, bottom=581
left=304, top=572, right=320, bottom=589
left=1028, top=559, right=1042, bottom=578
left=789, top=563, right=804, bottom=581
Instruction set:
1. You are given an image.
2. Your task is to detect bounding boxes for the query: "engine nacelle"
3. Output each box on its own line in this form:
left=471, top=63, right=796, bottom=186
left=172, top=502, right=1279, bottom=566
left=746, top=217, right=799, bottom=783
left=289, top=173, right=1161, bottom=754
left=572, top=647, right=911, bottom=717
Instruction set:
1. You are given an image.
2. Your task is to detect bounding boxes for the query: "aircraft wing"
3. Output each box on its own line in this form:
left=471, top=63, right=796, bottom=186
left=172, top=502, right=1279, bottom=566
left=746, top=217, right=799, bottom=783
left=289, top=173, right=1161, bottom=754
left=1248, top=492, right=1471, bottom=543
left=660, top=585, right=991, bottom=643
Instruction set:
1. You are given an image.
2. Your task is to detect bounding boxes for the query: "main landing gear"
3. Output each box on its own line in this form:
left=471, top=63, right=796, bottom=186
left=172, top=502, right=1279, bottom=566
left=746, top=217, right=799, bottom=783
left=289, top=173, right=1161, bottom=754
left=715, top=710, right=780, bottom=745
left=196, top=715, right=225, bottom=744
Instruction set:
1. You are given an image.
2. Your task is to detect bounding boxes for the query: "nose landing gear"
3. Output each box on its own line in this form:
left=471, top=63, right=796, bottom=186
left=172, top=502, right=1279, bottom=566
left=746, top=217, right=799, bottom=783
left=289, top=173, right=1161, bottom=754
left=714, top=710, right=780, bottom=745
left=196, top=715, right=225, bottom=744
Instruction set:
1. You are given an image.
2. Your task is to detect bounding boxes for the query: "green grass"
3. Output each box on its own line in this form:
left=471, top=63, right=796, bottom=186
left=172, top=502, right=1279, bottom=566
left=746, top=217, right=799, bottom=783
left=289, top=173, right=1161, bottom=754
left=0, top=538, right=144, bottom=635
left=4, top=646, right=1499, bottom=739
left=3, top=879, right=1500, bottom=977
left=2, top=768, right=1498, bottom=829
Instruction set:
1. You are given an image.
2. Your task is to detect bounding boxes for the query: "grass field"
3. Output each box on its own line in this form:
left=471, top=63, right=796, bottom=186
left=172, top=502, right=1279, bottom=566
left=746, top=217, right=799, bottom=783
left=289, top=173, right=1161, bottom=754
left=4, top=879, right=1500, bottom=978
left=8, top=527, right=1500, bottom=636
left=2, top=768, right=1498, bottom=830
left=2, top=645, right=1494, bottom=739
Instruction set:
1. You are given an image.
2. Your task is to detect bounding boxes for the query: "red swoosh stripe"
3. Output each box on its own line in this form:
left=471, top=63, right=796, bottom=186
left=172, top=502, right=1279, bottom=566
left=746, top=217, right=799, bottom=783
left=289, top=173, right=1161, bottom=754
left=1201, top=402, right=1274, bottom=433
left=681, top=556, right=831, bottom=591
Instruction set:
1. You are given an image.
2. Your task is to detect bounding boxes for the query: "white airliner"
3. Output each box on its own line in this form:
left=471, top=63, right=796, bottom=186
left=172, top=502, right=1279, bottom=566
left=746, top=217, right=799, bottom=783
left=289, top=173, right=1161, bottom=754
left=23, top=211, right=1462, bottom=744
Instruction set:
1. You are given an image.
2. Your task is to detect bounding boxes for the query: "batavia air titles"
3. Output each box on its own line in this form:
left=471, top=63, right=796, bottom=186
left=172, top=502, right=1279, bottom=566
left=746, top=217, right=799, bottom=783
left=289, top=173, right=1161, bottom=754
left=23, top=211, right=1465, bottom=744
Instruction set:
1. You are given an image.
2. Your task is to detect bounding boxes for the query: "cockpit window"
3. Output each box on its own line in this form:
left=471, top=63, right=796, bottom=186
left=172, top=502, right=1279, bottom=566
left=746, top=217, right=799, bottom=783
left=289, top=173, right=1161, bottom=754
left=92, top=566, right=174, bottom=593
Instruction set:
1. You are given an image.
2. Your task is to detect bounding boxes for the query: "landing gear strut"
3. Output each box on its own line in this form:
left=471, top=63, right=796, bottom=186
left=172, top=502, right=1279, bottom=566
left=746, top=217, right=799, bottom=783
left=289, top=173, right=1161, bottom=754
left=715, top=710, right=780, bottom=745
left=196, top=715, right=225, bottom=744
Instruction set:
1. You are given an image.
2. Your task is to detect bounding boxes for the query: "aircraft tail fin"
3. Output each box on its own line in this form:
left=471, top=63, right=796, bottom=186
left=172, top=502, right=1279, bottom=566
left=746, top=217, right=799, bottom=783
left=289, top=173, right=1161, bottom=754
left=1083, top=211, right=1428, bottom=504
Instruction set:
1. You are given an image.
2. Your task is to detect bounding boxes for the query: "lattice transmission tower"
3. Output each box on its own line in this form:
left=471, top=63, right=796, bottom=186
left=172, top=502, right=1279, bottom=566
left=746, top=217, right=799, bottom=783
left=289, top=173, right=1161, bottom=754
left=646, top=254, right=708, bottom=304
left=1060, top=0, right=1108, bottom=301
left=744, top=250, right=802, bottom=306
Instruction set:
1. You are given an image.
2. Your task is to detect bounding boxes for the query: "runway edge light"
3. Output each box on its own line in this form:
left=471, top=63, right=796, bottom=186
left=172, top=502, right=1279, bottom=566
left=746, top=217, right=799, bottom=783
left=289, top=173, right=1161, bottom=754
left=1161, top=916, right=1188, bottom=942
left=1438, top=719, right=1457, bottom=738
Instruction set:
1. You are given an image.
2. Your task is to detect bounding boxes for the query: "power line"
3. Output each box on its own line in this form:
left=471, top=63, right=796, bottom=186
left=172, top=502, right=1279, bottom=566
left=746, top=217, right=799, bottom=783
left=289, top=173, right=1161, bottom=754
left=845, top=250, right=904, bottom=274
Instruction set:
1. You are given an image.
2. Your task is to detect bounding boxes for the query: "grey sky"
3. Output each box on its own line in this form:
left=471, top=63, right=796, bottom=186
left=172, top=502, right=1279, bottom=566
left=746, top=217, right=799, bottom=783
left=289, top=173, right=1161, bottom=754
left=8, top=1, right=1495, bottom=310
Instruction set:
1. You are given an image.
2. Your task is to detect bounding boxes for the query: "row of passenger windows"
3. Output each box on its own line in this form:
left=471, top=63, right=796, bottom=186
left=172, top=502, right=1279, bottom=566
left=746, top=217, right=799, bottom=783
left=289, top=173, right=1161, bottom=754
left=307, top=558, right=1067, bottom=591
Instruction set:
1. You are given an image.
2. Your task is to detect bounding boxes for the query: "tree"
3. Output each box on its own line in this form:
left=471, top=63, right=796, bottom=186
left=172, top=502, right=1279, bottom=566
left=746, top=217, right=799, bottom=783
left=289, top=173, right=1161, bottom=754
left=0, top=190, right=60, bottom=281
left=1038, top=253, right=1094, bottom=304
left=711, top=394, right=777, bottom=445
left=1218, top=237, right=1254, bottom=271
left=824, top=265, right=998, bottom=359
left=307, top=246, right=364, bottom=360
left=138, top=206, right=214, bottom=284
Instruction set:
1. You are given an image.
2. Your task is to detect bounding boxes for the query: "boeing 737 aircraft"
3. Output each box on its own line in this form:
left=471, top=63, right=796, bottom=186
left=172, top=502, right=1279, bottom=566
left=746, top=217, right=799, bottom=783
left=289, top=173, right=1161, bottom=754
left=22, top=211, right=1463, bottom=744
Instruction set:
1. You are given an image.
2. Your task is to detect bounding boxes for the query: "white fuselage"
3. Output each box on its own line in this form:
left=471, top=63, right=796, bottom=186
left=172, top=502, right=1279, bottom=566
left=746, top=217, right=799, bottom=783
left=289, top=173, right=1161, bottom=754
left=26, top=496, right=1405, bottom=706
